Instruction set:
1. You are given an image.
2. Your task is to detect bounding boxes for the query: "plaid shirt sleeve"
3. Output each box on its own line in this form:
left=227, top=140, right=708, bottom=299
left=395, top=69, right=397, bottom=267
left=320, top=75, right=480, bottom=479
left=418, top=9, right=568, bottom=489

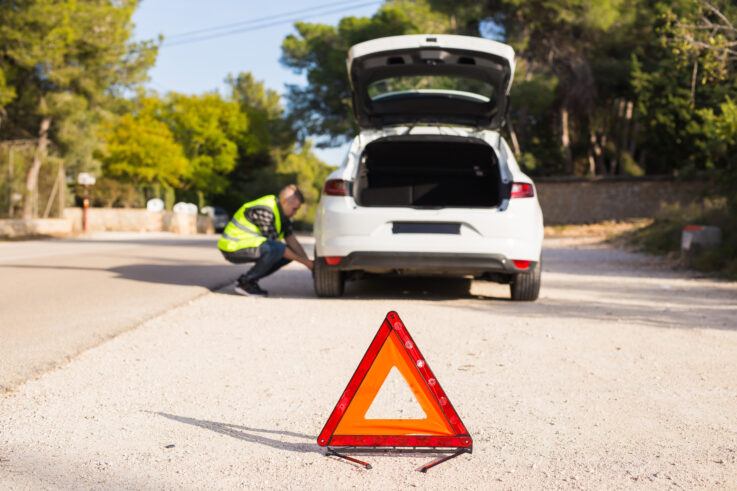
left=244, top=205, right=293, bottom=240
left=244, top=206, right=279, bottom=240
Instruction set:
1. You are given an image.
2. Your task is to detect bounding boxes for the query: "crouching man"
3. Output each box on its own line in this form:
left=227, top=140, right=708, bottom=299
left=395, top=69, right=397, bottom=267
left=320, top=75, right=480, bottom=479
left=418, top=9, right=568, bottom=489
left=218, top=185, right=314, bottom=296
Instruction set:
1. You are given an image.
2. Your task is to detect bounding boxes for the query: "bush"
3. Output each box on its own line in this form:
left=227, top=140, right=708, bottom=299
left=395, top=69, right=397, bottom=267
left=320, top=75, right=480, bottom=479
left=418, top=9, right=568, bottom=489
left=619, top=199, right=737, bottom=279
left=76, top=177, right=144, bottom=208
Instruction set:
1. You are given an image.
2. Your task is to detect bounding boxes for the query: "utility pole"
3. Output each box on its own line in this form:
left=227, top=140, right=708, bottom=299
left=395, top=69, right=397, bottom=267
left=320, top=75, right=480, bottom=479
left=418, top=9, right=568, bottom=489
left=77, top=172, right=96, bottom=232
left=58, top=162, right=65, bottom=218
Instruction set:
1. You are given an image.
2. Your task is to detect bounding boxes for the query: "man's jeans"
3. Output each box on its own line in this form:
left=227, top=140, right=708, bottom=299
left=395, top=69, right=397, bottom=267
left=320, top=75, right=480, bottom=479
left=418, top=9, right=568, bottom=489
left=221, top=240, right=291, bottom=284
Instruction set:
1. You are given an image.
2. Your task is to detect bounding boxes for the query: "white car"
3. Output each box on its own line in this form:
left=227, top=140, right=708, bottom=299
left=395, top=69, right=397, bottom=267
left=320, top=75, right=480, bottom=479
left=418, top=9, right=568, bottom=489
left=201, top=206, right=229, bottom=232
left=313, top=34, right=544, bottom=301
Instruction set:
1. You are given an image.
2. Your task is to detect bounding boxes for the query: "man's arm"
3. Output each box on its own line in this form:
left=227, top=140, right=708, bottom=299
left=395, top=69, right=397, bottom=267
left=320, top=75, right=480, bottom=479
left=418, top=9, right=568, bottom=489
left=284, top=234, right=314, bottom=270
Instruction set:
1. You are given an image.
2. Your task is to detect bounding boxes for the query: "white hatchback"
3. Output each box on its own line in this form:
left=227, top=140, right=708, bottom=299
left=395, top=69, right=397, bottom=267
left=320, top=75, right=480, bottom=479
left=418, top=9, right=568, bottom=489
left=313, top=34, right=544, bottom=300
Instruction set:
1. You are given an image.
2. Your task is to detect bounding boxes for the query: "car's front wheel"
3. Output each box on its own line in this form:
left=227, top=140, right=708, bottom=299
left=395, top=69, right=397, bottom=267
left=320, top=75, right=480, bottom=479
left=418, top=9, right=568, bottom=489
left=510, top=259, right=541, bottom=301
left=313, top=257, right=345, bottom=297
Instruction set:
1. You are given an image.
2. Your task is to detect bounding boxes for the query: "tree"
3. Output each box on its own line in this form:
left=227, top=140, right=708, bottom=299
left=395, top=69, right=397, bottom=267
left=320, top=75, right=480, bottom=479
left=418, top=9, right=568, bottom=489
left=102, top=106, right=188, bottom=189
left=281, top=4, right=419, bottom=146
left=0, top=0, right=157, bottom=218
left=214, top=73, right=334, bottom=223
left=227, top=72, right=294, bottom=161
left=280, top=0, right=655, bottom=177
left=159, top=92, right=249, bottom=202
left=660, top=0, right=737, bottom=206
left=277, top=140, right=335, bottom=223
left=0, top=68, right=14, bottom=124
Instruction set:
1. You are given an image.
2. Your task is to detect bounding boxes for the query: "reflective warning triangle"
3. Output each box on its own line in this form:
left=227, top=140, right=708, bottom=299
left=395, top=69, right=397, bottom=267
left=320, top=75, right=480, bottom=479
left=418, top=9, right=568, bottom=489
left=317, top=311, right=472, bottom=449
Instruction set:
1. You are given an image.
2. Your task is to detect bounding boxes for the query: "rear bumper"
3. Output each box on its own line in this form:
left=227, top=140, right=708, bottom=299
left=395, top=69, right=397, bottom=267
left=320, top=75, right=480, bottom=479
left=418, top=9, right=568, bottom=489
left=324, top=252, right=534, bottom=276
left=314, top=196, right=545, bottom=261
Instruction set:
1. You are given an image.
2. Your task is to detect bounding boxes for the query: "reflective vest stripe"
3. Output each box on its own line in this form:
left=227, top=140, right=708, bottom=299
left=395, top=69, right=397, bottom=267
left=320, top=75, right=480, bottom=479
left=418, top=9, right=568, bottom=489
left=228, top=219, right=261, bottom=236
left=221, top=232, right=245, bottom=243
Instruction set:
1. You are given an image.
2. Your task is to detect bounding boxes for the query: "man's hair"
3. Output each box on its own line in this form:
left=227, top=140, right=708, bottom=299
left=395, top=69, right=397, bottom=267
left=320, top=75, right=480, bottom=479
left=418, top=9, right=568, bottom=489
left=279, top=184, right=304, bottom=204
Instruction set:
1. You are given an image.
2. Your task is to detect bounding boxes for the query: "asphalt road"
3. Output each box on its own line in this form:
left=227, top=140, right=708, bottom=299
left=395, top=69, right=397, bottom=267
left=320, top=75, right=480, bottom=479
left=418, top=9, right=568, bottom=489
left=1, top=234, right=736, bottom=488
left=0, top=233, right=236, bottom=391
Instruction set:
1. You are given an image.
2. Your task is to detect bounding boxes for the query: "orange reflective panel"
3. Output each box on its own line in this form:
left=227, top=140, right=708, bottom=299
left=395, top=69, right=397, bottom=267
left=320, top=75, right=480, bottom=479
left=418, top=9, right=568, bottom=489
left=334, top=330, right=454, bottom=436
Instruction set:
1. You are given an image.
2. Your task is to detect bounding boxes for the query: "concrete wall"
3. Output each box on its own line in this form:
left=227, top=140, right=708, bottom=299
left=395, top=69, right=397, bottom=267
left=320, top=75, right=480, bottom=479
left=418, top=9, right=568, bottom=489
left=0, top=208, right=214, bottom=239
left=63, top=208, right=215, bottom=235
left=535, top=177, right=708, bottom=225
left=0, top=218, right=73, bottom=239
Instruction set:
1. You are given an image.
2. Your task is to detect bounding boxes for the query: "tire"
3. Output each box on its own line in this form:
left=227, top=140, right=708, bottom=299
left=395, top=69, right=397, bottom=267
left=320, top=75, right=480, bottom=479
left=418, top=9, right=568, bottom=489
left=313, top=257, right=345, bottom=297
left=510, top=259, right=541, bottom=301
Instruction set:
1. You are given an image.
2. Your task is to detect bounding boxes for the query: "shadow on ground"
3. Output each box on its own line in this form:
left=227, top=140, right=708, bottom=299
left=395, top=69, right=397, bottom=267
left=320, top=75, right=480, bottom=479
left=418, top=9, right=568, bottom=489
left=53, top=236, right=219, bottom=248
left=220, top=268, right=509, bottom=302
left=153, top=412, right=320, bottom=454
left=0, top=263, right=237, bottom=289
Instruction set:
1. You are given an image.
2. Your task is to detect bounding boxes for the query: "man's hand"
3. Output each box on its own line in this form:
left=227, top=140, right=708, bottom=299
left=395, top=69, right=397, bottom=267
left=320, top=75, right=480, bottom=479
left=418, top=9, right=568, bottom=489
left=284, top=234, right=313, bottom=271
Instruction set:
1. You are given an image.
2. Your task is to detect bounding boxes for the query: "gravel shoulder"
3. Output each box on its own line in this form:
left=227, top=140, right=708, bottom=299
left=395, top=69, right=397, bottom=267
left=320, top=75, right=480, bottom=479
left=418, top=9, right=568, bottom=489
left=1, top=237, right=736, bottom=489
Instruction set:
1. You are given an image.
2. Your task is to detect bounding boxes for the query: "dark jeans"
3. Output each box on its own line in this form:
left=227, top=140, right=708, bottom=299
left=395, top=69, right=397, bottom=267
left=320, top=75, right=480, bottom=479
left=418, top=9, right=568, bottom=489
left=221, top=240, right=292, bottom=284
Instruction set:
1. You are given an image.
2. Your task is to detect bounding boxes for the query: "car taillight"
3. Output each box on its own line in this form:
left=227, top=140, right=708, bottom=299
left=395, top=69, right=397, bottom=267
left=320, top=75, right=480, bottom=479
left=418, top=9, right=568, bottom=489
left=323, top=179, right=350, bottom=196
left=510, top=182, right=534, bottom=198
left=325, top=256, right=343, bottom=265
left=512, top=260, right=531, bottom=270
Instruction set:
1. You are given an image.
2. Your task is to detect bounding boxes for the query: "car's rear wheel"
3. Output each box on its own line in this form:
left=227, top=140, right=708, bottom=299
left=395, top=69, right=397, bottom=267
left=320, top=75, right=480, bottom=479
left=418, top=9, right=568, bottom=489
left=510, top=259, right=541, bottom=301
left=314, top=257, right=345, bottom=297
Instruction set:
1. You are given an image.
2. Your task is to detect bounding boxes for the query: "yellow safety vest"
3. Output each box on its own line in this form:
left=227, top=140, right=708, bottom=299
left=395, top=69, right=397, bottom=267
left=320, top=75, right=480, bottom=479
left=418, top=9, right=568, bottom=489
left=217, top=195, right=284, bottom=252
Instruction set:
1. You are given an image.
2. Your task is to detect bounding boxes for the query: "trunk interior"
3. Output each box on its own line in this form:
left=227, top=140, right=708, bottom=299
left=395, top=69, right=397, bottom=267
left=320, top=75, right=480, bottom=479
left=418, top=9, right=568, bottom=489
left=354, top=136, right=503, bottom=208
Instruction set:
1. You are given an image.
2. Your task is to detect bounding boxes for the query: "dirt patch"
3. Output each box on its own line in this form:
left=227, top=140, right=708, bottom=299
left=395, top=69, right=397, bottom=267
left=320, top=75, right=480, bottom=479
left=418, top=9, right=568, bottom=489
left=544, top=219, right=652, bottom=240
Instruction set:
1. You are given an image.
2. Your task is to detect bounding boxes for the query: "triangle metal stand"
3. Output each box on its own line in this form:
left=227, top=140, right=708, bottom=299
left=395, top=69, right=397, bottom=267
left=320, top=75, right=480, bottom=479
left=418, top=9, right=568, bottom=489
left=326, top=446, right=472, bottom=473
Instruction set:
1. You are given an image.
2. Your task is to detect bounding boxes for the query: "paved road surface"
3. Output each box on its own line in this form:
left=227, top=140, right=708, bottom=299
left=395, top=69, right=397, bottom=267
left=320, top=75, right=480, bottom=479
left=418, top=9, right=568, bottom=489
left=0, top=233, right=235, bottom=390
left=1, top=235, right=736, bottom=488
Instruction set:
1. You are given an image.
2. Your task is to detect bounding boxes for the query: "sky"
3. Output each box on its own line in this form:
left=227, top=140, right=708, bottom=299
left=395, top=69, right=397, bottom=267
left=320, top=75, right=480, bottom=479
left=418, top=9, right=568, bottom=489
left=131, top=0, right=383, bottom=166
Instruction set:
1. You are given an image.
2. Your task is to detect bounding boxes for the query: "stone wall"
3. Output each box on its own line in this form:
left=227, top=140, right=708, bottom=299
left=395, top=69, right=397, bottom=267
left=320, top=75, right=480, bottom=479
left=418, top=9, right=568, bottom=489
left=534, top=177, right=708, bottom=225
left=0, top=208, right=214, bottom=239
left=63, top=208, right=215, bottom=234
left=0, top=218, right=73, bottom=239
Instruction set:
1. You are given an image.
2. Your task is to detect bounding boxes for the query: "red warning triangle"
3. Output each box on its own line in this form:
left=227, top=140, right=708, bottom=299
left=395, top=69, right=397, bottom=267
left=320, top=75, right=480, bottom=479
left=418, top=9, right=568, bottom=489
left=317, top=311, right=472, bottom=449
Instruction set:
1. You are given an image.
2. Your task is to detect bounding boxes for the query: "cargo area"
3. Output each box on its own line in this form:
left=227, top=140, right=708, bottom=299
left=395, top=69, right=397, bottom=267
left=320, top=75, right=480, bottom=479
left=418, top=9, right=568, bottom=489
left=354, top=136, right=503, bottom=208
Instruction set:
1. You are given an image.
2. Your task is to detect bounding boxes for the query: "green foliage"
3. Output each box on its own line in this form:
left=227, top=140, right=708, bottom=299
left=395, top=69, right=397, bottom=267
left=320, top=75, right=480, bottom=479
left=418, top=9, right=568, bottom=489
left=0, top=143, right=34, bottom=217
left=277, top=0, right=735, bottom=212
left=183, top=72, right=332, bottom=226
left=277, top=141, right=336, bottom=227
left=0, top=0, right=158, bottom=217
left=630, top=0, right=737, bottom=195
left=159, top=92, right=248, bottom=195
left=217, top=73, right=294, bottom=213
left=621, top=200, right=737, bottom=279
left=695, top=97, right=737, bottom=209
left=227, top=73, right=294, bottom=158
left=510, top=70, right=559, bottom=115
left=0, top=68, right=14, bottom=109
left=102, top=109, right=188, bottom=188
left=83, top=177, right=142, bottom=208
left=280, top=4, right=419, bottom=145
left=388, top=0, right=459, bottom=34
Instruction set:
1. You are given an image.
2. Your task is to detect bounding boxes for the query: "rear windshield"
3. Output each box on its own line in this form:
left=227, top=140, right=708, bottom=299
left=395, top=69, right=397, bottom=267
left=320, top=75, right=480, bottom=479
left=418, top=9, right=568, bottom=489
left=367, top=75, right=494, bottom=102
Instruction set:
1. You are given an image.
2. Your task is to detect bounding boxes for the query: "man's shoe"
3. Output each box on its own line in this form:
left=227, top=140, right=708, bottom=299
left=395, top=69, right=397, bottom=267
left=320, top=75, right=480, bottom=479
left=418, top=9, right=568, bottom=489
left=234, top=281, right=268, bottom=297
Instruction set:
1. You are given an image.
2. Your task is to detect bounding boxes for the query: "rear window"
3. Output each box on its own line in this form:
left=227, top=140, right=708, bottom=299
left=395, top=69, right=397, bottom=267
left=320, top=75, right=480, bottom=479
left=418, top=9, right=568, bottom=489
left=367, top=75, right=494, bottom=102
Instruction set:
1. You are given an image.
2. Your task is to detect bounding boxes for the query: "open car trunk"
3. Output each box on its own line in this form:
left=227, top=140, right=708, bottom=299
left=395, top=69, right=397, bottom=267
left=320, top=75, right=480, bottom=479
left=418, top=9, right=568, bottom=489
left=354, top=136, right=504, bottom=208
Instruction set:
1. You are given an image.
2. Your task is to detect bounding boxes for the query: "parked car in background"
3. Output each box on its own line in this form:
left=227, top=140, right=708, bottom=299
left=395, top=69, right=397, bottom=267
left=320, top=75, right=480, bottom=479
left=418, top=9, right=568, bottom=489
left=312, top=34, right=544, bottom=301
left=201, top=206, right=229, bottom=233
